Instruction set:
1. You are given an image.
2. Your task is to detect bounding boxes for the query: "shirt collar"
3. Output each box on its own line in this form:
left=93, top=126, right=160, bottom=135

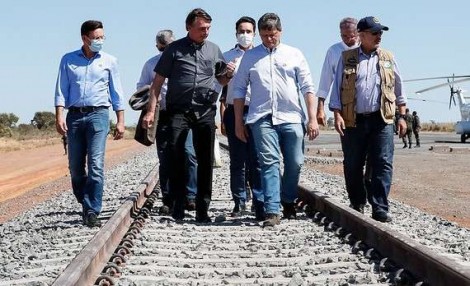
left=184, top=35, right=206, bottom=48
left=359, top=46, right=378, bottom=57
left=78, top=47, right=101, bottom=59
left=261, top=42, right=282, bottom=53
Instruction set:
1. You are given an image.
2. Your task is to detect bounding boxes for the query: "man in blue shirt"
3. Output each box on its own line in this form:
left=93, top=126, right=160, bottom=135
left=232, top=13, right=319, bottom=227
left=55, top=20, right=125, bottom=227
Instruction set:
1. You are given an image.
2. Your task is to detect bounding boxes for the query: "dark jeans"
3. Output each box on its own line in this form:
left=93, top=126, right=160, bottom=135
left=168, top=109, right=215, bottom=218
left=223, top=105, right=263, bottom=209
left=340, top=112, right=394, bottom=215
left=156, top=111, right=197, bottom=206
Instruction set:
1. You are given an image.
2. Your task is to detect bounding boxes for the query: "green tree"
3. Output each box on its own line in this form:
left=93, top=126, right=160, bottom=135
left=32, top=111, right=55, bottom=130
left=0, top=113, right=19, bottom=129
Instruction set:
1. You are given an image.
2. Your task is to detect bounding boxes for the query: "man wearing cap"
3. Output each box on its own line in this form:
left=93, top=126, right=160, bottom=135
left=142, top=8, right=233, bottom=222
left=55, top=20, right=125, bottom=228
left=136, top=30, right=198, bottom=214
left=316, top=17, right=359, bottom=126
left=329, top=16, right=408, bottom=223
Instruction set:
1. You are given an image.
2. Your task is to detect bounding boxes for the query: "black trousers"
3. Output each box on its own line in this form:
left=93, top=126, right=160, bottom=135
left=168, top=109, right=215, bottom=218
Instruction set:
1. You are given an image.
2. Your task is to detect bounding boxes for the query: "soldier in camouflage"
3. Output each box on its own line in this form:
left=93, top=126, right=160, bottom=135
left=402, top=108, right=413, bottom=148
left=412, top=111, right=421, bottom=147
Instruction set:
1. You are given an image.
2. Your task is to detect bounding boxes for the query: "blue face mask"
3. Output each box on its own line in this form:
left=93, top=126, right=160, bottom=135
left=89, top=39, right=104, bottom=52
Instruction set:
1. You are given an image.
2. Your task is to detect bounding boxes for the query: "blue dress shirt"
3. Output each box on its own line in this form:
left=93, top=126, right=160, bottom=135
left=136, top=53, right=168, bottom=110
left=55, top=49, right=125, bottom=111
left=231, top=43, right=315, bottom=125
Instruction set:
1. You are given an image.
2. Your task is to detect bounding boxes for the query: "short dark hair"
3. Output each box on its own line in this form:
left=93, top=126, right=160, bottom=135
left=81, top=20, right=103, bottom=36
left=185, top=8, right=212, bottom=27
left=236, top=16, right=256, bottom=31
left=258, top=13, right=282, bottom=32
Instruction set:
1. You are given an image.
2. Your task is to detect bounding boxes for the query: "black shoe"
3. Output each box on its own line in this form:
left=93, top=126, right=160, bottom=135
left=84, top=211, right=102, bottom=228
left=231, top=204, right=246, bottom=217
left=409, top=145, right=412, bottom=149
left=372, top=212, right=392, bottom=223
left=159, top=205, right=172, bottom=215
left=282, top=202, right=297, bottom=219
left=350, top=204, right=365, bottom=214
left=195, top=214, right=212, bottom=223
left=403, top=144, right=408, bottom=148
left=263, top=213, right=280, bottom=227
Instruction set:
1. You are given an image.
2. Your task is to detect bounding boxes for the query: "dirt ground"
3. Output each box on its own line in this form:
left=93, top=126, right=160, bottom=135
left=1, top=135, right=469, bottom=229
left=0, top=138, right=146, bottom=223
left=306, top=144, right=470, bottom=229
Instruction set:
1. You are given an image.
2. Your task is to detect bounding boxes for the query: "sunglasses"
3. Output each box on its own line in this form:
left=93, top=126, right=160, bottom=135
left=367, top=30, right=383, bottom=36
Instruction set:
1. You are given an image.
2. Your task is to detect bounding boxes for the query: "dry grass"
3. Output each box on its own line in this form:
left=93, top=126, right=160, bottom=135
left=0, top=137, right=61, bottom=152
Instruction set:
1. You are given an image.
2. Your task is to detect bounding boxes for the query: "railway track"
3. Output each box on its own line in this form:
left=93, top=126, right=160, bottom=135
left=1, top=144, right=469, bottom=285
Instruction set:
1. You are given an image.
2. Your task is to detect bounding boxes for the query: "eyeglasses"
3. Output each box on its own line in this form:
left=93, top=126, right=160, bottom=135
left=88, top=35, right=106, bottom=41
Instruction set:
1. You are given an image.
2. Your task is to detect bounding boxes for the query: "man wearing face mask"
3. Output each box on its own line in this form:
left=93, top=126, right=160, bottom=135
left=219, top=16, right=264, bottom=220
left=55, top=20, right=125, bottom=228
left=136, top=30, right=198, bottom=214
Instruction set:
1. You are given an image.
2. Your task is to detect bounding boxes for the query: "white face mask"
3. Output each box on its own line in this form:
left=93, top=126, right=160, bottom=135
left=236, top=33, right=254, bottom=48
left=89, top=39, right=104, bottom=52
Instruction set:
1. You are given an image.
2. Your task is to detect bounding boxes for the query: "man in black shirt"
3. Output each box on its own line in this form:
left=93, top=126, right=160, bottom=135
left=143, top=8, right=235, bottom=222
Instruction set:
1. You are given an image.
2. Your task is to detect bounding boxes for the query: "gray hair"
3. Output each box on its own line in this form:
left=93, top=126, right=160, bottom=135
left=258, top=13, right=282, bottom=32
left=339, top=17, right=357, bottom=30
left=156, top=30, right=174, bottom=45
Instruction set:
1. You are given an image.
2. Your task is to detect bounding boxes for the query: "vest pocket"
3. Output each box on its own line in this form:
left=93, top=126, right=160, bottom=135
left=382, top=91, right=396, bottom=122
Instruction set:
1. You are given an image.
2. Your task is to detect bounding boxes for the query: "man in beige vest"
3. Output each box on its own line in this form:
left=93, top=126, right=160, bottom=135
left=329, top=16, right=408, bottom=223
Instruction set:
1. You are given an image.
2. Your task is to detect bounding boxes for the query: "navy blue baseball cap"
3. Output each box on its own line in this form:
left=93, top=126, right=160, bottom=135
left=357, top=16, right=389, bottom=32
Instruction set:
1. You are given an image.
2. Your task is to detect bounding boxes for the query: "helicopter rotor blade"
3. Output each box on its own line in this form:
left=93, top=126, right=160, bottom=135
left=415, top=78, right=470, bottom=94
left=404, top=75, right=470, bottom=82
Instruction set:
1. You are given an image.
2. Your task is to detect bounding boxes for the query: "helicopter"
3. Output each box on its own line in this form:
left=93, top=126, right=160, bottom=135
left=404, top=75, right=470, bottom=143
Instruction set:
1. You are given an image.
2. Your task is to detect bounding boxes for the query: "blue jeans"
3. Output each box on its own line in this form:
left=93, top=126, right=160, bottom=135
left=157, top=111, right=197, bottom=205
left=250, top=115, right=304, bottom=214
left=66, top=108, right=109, bottom=215
left=223, top=105, right=263, bottom=208
left=340, top=112, right=394, bottom=215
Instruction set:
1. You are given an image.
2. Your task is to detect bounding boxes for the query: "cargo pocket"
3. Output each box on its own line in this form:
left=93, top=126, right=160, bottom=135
left=382, top=91, right=396, bottom=122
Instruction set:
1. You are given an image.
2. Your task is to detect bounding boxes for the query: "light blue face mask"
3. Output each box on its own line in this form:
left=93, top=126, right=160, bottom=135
left=89, top=39, right=104, bottom=52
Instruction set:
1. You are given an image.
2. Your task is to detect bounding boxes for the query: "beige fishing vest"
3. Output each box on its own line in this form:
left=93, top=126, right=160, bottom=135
left=340, top=47, right=396, bottom=127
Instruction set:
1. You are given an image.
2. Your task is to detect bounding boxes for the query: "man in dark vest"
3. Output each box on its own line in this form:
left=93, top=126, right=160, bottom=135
left=329, top=16, right=408, bottom=223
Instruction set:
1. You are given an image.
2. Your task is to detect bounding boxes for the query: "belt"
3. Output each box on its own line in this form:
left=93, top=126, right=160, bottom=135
left=68, top=106, right=108, bottom=113
left=356, top=110, right=380, bottom=119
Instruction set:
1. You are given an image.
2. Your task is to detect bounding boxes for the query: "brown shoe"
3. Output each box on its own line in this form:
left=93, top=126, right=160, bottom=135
left=263, top=213, right=280, bottom=227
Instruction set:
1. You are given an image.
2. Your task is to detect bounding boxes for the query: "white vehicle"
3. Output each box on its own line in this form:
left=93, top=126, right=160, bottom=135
left=405, top=75, right=470, bottom=143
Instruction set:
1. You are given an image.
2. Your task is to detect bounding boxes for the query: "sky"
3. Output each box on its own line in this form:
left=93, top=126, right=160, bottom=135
left=1, top=0, right=470, bottom=126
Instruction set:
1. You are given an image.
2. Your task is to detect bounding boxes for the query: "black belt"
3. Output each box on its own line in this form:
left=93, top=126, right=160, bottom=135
left=68, top=106, right=108, bottom=113
left=356, top=110, right=380, bottom=119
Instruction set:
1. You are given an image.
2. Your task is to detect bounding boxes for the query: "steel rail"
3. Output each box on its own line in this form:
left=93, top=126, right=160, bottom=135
left=298, top=185, right=470, bottom=285
left=52, top=165, right=158, bottom=286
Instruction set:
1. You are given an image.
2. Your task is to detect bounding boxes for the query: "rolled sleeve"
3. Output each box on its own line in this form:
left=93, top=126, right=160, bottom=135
left=393, top=60, right=407, bottom=106
left=328, top=57, right=343, bottom=111
left=54, top=56, right=69, bottom=107
left=231, top=56, right=250, bottom=100
left=296, top=52, right=315, bottom=96
left=109, top=59, right=125, bottom=111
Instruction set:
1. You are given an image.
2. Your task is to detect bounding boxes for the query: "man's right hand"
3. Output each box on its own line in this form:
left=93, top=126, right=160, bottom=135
left=235, top=121, right=248, bottom=143
left=142, top=111, right=155, bottom=129
left=334, top=112, right=345, bottom=136
left=55, top=118, right=67, bottom=136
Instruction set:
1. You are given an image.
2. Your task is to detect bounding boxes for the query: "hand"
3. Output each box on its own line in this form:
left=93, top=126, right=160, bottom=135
left=226, top=61, right=237, bottom=78
left=334, top=114, right=346, bottom=136
left=316, top=108, right=327, bottom=127
left=306, top=120, right=320, bottom=140
left=235, top=121, right=248, bottom=143
left=398, top=119, right=407, bottom=138
left=220, top=123, right=226, bottom=136
left=142, top=111, right=155, bottom=129
left=113, top=122, right=125, bottom=140
left=55, top=118, right=67, bottom=136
